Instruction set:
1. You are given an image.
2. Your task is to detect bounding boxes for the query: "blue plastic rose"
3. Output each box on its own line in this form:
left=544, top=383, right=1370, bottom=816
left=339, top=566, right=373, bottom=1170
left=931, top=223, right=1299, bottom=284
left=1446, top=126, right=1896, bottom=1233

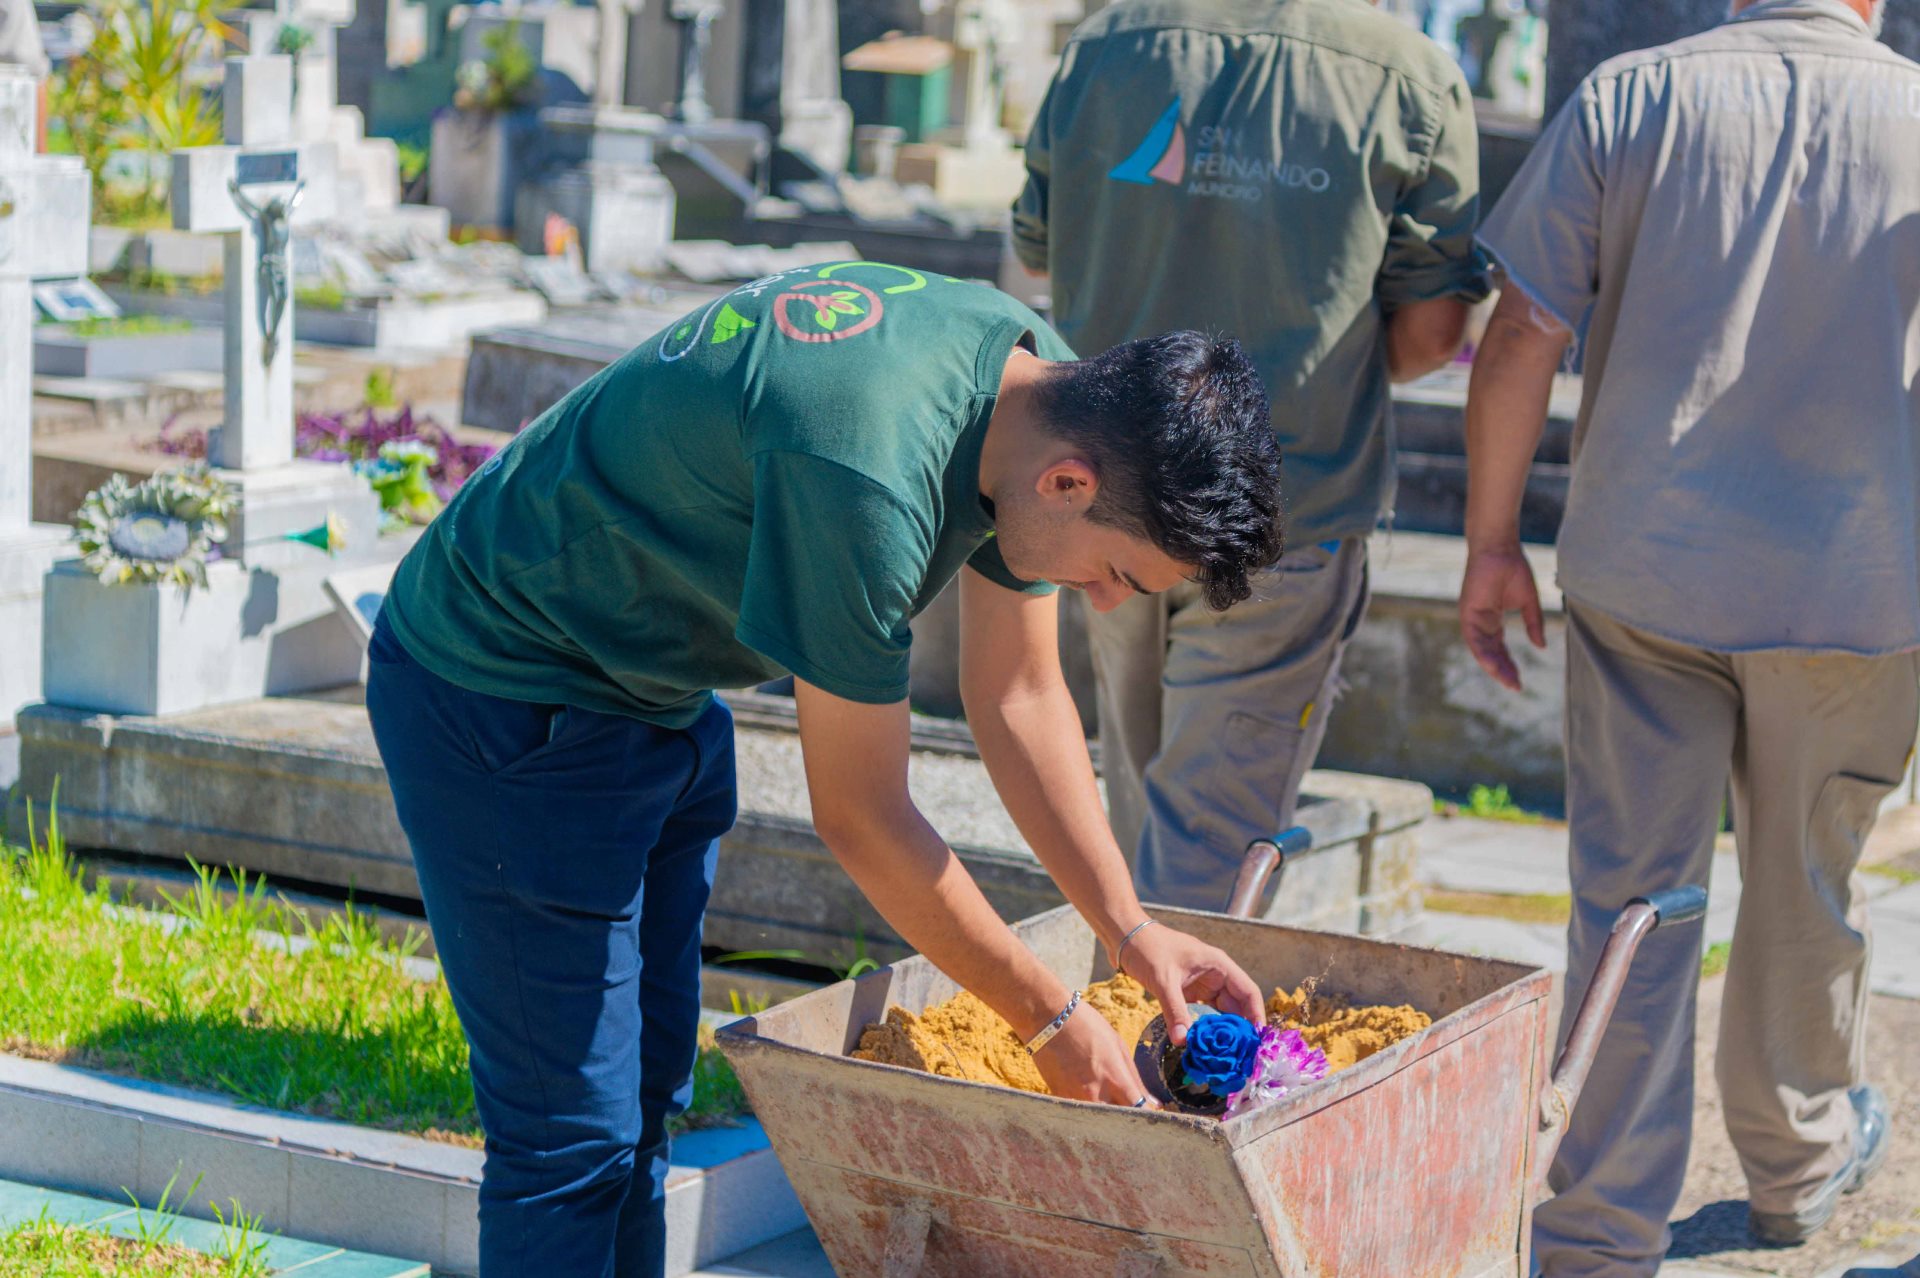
left=1181, top=1012, right=1263, bottom=1096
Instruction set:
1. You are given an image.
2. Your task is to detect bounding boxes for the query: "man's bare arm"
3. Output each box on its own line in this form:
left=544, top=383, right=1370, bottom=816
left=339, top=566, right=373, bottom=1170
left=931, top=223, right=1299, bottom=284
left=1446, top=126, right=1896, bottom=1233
left=1458, top=288, right=1570, bottom=689
left=1386, top=296, right=1471, bottom=383
left=793, top=677, right=1148, bottom=1102
left=956, top=567, right=1263, bottom=1041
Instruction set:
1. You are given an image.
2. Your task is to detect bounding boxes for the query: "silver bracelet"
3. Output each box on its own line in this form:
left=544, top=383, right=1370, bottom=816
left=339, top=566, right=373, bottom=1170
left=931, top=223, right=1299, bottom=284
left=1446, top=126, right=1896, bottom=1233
left=1112, top=918, right=1158, bottom=977
left=1024, top=989, right=1082, bottom=1056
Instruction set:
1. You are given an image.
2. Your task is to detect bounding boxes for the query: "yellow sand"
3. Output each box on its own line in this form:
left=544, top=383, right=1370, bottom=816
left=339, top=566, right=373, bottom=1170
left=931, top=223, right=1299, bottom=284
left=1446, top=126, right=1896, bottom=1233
left=1266, top=986, right=1432, bottom=1073
left=851, top=975, right=1429, bottom=1095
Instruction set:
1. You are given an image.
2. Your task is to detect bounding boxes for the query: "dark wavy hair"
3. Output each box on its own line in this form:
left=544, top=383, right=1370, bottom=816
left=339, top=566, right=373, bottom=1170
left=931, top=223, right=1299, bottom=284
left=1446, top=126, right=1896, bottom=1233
left=1036, top=332, right=1285, bottom=609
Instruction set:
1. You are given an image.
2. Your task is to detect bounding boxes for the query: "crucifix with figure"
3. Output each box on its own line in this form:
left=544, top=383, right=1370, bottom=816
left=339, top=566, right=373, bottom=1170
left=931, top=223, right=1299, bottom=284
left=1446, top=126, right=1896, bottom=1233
left=171, top=55, right=336, bottom=475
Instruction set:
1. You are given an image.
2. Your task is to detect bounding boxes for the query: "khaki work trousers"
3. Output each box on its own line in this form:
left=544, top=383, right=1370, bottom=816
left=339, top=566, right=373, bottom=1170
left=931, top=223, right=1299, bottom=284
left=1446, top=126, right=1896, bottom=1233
left=1088, top=537, right=1369, bottom=910
left=1534, top=602, right=1919, bottom=1278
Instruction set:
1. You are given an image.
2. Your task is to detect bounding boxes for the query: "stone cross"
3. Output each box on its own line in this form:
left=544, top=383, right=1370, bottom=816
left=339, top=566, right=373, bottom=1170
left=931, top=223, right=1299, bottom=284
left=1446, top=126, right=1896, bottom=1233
left=170, top=56, right=335, bottom=473
left=0, top=68, right=89, bottom=534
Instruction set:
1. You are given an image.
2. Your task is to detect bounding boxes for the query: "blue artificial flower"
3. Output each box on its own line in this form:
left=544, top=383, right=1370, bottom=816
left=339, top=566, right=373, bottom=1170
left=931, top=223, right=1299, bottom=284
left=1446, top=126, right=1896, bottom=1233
left=1181, top=1012, right=1263, bottom=1097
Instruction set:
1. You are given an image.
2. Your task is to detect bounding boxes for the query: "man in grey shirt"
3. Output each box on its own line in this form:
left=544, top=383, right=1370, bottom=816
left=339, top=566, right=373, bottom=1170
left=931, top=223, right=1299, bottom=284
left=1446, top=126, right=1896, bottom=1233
left=1462, top=0, right=1912, bottom=1271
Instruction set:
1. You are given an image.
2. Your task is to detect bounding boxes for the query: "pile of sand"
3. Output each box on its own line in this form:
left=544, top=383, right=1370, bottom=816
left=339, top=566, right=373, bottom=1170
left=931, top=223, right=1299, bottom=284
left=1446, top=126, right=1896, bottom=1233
left=851, top=975, right=1429, bottom=1097
left=1266, top=986, right=1432, bottom=1073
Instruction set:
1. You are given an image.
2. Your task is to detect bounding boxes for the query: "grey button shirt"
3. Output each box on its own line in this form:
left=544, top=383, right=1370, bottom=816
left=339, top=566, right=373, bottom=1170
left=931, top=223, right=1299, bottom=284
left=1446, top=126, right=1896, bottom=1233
left=1479, top=0, right=1920, bottom=654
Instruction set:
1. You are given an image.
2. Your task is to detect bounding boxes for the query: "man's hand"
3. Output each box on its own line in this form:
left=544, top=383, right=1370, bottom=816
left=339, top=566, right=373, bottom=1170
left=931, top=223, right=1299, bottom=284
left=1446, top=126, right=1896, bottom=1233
left=1122, top=923, right=1266, bottom=1047
left=1459, top=543, right=1546, bottom=692
left=1460, top=287, right=1567, bottom=692
left=794, top=678, right=1157, bottom=1106
left=1030, top=1002, right=1156, bottom=1105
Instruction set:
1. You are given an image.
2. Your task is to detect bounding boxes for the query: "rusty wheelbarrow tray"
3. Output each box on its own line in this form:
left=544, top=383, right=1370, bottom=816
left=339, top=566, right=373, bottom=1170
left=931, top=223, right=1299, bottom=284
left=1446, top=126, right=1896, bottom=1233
left=716, top=833, right=1704, bottom=1278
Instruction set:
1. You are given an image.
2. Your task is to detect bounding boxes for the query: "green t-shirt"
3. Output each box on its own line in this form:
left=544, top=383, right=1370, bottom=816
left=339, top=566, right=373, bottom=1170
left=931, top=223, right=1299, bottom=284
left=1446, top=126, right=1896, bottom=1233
left=385, top=264, right=1071, bottom=727
left=1013, top=0, right=1491, bottom=544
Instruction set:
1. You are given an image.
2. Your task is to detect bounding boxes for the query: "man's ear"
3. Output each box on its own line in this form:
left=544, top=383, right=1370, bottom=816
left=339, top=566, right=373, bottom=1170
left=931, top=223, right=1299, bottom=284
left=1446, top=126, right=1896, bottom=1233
left=1035, top=458, right=1099, bottom=505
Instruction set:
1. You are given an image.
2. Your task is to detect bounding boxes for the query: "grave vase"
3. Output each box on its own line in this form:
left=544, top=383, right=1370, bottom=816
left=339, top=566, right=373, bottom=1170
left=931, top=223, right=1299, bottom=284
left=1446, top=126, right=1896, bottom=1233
left=39, top=536, right=384, bottom=718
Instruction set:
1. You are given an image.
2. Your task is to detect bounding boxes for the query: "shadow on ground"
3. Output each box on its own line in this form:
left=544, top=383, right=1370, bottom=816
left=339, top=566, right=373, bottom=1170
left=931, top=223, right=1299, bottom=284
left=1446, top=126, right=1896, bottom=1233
left=1669, top=1199, right=1765, bottom=1260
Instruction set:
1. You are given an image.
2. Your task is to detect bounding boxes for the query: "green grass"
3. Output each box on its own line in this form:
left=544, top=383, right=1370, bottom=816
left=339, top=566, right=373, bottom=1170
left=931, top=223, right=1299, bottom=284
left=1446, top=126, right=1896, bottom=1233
left=62, top=314, right=194, bottom=339
left=0, top=1218, right=261, bottom=1277
left=1422, top=889, right=1572, bottom=926
left=294, top=282, right=347, bottom=311
left=1, top=799, right=749, bottom=1144
left=1700, top=941, right=1732, bottom=979
left=0, top=1177, right=269, bottom=1278
left=1433, top=784, right=1555, bottom=825
left=1863, top=861, right=1920, bottom=887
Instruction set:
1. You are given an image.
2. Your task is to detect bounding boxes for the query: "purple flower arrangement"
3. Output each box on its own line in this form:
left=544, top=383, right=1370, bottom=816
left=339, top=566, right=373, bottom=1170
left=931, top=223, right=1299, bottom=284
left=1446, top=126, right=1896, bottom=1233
left=1221, top=1020, right=1329, bottom=1118
left=153, top=406, right=499, bottom=509
left=1170, top=1012, right=1328, bottom=1119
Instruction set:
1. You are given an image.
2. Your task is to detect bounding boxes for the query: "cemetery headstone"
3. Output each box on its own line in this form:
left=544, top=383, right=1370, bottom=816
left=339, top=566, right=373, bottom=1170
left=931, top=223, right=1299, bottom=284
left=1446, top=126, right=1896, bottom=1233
left=672, top=0, right=725, bottom=124
left=872, top=0, right=1030, bottom=212
left=0, top=67, right=90, bottom=722
left=520, top=1, right=771, bottom=261
left=233, top=2, right=404, bottom=223
left=742, top=0, right=854, bottom=179
left=593, top=0, right=637, bottom=109
left=623, top=0, right=746, bottom=119
left=36, top=56, right=388, bottom=717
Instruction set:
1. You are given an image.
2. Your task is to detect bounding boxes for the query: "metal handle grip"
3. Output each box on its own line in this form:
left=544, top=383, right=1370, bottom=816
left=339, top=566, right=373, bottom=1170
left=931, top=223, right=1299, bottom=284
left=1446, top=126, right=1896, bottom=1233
left=1534, top=884, right=1709, bottom=1188
left=1629, top=885, right=1708, bottom=927
left=1224, top=825, right=1313, bottom=918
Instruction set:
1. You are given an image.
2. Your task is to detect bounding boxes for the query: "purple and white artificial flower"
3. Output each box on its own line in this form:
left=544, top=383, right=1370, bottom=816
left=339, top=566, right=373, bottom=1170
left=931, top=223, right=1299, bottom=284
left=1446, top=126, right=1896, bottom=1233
left=1223, top=1025, right=1329, bottom=1118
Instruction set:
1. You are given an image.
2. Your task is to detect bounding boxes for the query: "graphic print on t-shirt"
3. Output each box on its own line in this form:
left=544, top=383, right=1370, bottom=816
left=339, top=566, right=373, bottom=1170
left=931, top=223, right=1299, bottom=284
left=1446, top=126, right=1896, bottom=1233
left=658, top=261, right=965, bottom=360
left=1109, top=98, right=1188, bottom=185
left=1107, top=97, right=1333, bottom=202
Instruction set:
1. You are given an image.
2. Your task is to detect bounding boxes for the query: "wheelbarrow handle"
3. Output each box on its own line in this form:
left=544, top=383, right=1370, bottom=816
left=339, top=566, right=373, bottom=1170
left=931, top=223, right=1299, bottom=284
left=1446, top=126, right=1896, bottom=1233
left=1225, top=826, right=1313, bottom=918
left=1534, top=884, right=1709, bottom=1183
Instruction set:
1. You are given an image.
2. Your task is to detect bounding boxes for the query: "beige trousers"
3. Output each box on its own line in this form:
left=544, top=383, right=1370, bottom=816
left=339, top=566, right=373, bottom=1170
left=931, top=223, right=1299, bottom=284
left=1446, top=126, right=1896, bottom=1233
left=1087, top=537, right=1369, bottom=911
left=1534, top=602, right=1918, bottom=1278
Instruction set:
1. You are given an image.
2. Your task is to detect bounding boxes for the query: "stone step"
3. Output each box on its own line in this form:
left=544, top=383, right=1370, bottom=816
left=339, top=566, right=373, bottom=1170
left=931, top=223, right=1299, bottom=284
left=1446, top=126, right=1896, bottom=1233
left=1389, top=363, right=1580, bottom=542
left=6, top=689, right=1429, bottom=965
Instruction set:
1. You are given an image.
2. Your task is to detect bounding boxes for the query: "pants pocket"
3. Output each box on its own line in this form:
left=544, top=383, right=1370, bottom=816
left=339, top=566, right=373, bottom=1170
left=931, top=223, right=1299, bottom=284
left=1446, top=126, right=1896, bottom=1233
left=1210, top=710, right=1309, bottom=846
left=1806, top=770, right=1900, bottom=914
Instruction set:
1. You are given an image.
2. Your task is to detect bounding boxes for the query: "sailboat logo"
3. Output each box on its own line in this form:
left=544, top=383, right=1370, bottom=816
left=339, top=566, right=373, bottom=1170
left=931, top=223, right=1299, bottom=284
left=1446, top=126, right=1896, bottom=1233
left=1108, top=99, right=1186, bottom=186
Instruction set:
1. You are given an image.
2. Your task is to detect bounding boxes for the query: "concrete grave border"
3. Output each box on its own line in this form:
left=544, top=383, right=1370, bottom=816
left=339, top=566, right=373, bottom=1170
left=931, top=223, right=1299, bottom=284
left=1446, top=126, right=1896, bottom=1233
left=0, top=1173, right=429, bottom=1275
left=0, top=1051, right=803, bottom=1277
left=9, top=691, right=1432, bottom=958
left=33, top=324, right=225, bottom=380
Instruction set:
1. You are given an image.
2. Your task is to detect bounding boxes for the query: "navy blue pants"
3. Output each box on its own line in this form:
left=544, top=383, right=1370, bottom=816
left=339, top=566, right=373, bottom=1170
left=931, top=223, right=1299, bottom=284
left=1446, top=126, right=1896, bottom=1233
left=366, top=617, right=736, bottom=1278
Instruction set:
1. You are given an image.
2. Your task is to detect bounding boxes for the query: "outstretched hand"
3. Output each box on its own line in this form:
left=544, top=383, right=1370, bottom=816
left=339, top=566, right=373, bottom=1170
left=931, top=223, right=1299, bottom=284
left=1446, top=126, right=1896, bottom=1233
left=1459, top=543, right=1546, bottom=692
left=1122, top=923, right=1266, bottom=1047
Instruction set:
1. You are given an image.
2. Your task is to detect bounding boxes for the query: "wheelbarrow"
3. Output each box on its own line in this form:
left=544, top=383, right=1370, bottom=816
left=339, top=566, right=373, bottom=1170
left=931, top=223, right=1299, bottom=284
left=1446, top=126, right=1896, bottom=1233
left=716, top=827, right=1706, bottom=1277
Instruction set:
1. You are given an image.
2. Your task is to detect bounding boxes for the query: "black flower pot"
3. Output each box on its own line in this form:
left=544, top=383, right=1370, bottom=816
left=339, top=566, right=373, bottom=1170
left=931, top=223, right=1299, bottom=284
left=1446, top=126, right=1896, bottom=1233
left=1131, top=1004, right=1231, bottom=1117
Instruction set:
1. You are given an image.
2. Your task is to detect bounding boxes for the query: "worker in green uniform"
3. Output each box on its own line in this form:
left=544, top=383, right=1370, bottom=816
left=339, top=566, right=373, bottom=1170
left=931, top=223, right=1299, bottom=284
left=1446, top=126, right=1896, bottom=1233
left=1016, top=0, right=1490, bottom=911
left=365, top=263, right=1283, bottom=1277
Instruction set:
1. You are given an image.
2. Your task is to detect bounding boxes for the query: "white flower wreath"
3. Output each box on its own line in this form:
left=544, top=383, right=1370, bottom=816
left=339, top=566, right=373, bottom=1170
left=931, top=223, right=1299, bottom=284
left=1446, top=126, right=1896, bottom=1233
left=74, top=466, right=240, bottom=591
